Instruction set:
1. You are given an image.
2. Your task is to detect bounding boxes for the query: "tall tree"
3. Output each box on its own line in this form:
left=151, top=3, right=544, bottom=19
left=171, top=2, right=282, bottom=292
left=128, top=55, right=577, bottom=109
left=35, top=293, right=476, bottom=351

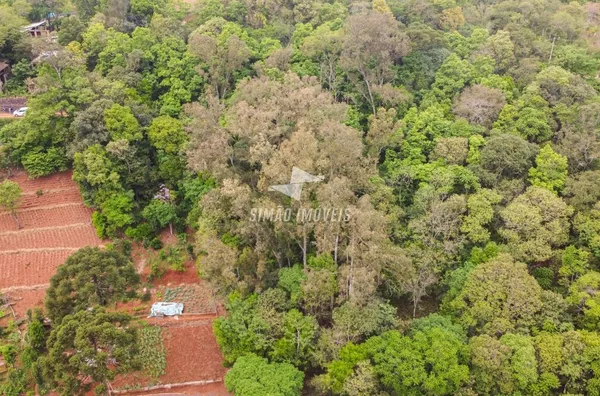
left=38, top=309, right=140, bottom=396
left=45, top=247, right=140, bottom=323
left=445, top=253, right=544, bottom=335
left=499, top=187, right=573, bottom=263
left=224, top=354, right=304, bottom=396
left=340, top=12, right=410, bottom=114
left=188, top=19, right=251, bottom=99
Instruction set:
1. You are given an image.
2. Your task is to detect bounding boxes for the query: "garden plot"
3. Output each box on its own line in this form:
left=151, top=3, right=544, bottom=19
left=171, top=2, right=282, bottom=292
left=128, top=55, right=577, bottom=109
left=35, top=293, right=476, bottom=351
left=158, top=284, right=218, bottom=315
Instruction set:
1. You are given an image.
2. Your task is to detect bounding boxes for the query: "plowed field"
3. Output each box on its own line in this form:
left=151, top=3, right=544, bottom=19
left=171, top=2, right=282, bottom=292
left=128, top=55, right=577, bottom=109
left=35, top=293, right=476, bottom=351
left=0, top=170, right=103, bottom=315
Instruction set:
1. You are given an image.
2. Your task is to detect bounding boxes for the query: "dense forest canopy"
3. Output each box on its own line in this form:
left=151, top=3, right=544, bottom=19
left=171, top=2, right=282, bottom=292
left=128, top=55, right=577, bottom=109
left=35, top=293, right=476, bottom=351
left=2, top=0, right=600, bottom=394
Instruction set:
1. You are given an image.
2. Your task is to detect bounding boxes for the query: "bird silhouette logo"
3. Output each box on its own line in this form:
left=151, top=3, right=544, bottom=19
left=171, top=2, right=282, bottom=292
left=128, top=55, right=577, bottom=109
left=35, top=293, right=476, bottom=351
left=268, top=167, right=324, bottom=201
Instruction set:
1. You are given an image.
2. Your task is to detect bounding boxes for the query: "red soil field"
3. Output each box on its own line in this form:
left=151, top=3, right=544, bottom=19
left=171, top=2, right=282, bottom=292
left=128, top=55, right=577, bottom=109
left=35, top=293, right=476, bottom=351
left=0, top=250, right=74, bottom=288
left=0, top=170, right=103, bottom=316
left=112, top=318, right=229, bottom=395
left=3, top=288, right=46, bottom=319
left=17, top=189, right=85, bottom=209
left=0, top=224, right=101, bottom=251
left=161, top=321, right=227, bottom=383
left=0, top=204, right=96, bottom=232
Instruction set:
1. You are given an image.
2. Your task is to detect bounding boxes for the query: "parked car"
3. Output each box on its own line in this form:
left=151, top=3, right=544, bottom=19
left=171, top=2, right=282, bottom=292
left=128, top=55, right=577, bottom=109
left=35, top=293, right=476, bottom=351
left=13, top=107, right=28, bottom=117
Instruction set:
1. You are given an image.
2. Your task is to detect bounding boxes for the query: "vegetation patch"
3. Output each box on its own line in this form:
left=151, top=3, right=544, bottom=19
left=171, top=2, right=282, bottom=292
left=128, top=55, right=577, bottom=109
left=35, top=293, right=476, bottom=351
left=139, top=325, right=167, bottom=379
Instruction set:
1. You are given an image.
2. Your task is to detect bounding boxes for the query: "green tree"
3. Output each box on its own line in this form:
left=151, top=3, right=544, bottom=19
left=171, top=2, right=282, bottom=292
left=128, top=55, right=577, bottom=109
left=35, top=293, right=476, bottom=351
left=224, top=354, right=304, bottom=396
left=431, top=53, right=473, bottom=99
left=45, top=247, right=140, bottom=323
left=375, top=328, right=469, bottom=395
left=469, top=333, right=539, bottom=394
left=532, top=330, right=600, bottom=394
left=104, top=104, right=142, bottom=142
left=565, top=171, right=600, bottom=211
left=271, top=309, right=318, bottom=368
left=499, top=187, right=573, bottom=263
left=213, top=293, right=280, bottom=365
left=147, top=115, right=187, bottom=154
left=21, top=147, right=69, bottom=179
left=567, top=271, right=600, bottom=330
left=460, top=189, right=502, bottom=244
left=0, top=180, right=22, bottom=229
left=39, top=309, right=139, bottom=396
left=0, top=5, right=27, bottom=54
left=299, top=22, right=344, bottom=97
left=445, top=253, right=544, bottom=335
left=278, top=265, right=307, bottom=305
left=92, top=191, right=135, bottom=238
left=73, top=0, right=101, bottom=20
left=58, top=15, right=85, bottom=45
left=322, top=325, right=469, bottom=395
left=493, top=96, right=553, bottom=143
left=142, top=198, right=178, bottom=235
left=528, top=145, right=569, bottom=194
left=483, top=30, right=515, bottom=72
left=188, top=20, right=251, bottom=99
left=560, top=245, right=590, bottom=286
left=73, top=144, right=121, bottom=201
left=478, top=133, right=538, bottom=183
left=372, top=0, right=392, bottom=15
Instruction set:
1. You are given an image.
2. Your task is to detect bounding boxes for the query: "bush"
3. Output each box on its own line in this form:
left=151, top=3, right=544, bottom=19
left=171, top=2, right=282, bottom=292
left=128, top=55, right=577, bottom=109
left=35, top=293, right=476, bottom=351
left=0, top=344, right=17, bottom=365
left=109, top=239, right=133, bottom=257
left=0, top=368, right=27, bottom=396
left=125, top=223, right=155, bottom=244
left=149, top=238, right=163, bottom=250
left=533, top=267, right=555, bottom=290
left=21, top=147, right=68, bottom=178
left=0, top=118, right=18, bottom=129
left=141, top=291, right=152, bottom=302
left=149, top=259, right=167, bottom=281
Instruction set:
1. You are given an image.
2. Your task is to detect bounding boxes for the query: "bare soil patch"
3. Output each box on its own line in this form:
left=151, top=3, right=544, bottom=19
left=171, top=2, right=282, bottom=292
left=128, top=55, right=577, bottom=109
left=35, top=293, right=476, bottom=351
left=0, top=170, right=103, bottom=318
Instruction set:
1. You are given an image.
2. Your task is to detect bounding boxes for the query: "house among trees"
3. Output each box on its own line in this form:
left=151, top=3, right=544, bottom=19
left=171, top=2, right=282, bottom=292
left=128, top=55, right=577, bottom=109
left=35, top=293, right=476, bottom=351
left=0, top=97, right=26, bottom=114
left=20, top=20, right=50, bottom=37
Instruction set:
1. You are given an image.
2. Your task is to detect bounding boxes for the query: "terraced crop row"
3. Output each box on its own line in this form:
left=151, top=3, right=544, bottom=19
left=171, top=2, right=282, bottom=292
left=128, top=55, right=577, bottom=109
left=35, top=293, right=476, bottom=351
left=0, top=170, right=103, bottom=294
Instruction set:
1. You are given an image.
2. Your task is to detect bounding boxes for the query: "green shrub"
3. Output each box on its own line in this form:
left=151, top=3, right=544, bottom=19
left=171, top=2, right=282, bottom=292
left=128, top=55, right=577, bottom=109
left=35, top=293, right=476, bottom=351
left=533, top=267, right=554, bottom=290
left=21, top=147, right=68, bottom=178
left=150, top=238, right=163, bottom=250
